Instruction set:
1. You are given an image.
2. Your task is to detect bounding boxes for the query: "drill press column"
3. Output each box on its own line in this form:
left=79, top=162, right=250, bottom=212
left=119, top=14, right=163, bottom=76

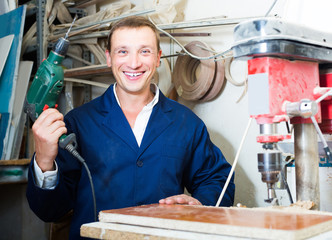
left=294, top=123, right=320, bottom=209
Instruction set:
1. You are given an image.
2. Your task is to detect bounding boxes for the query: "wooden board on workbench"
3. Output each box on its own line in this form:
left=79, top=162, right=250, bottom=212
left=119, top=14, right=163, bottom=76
left=99, top=204, right=332, bottom=240
left=81, top=221, right=237, bottom=240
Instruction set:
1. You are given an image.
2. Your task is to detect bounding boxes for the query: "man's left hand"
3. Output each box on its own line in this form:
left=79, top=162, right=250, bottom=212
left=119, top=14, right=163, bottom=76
left=159, top=194, right=202, bottom=205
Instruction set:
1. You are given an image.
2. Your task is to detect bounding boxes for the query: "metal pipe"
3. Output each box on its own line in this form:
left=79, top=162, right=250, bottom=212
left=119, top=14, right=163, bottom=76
left=37, top=0, right=46, bottom=67
left=315, top=88, right=332, bottom=104
left=294, top=123, right=320, bottom=209
left=67, top=31, right=211, bottom=41
left=54, top=9, right=156, bottom=35
left=157, top=16, right=262, bottom=30
left=259, top=123, right=277, bottom=135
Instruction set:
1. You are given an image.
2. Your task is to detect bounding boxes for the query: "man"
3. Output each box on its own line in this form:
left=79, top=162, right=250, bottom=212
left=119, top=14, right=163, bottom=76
left=26, top=16, right=235, bottom=239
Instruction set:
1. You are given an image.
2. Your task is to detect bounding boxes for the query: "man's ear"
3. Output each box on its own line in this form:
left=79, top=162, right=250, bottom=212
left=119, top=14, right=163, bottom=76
left=105, top=50, right=111, bottom=67
left=156, top=49, right=162, bottom=67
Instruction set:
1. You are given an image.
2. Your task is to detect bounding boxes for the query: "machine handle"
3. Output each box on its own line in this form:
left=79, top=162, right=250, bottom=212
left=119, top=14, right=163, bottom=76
left=285, top=99, right=332, bottom=162
left=311, top=116, right=332, bottom=162
left=324, top=146, right=332, bottom=163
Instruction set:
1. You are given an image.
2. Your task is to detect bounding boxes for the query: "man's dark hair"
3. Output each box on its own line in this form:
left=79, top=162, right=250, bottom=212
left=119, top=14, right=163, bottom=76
left=107, top=16, right=160, bottom=52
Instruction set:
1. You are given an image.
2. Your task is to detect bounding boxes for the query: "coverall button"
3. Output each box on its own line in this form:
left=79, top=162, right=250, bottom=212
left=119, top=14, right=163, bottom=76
left=136, top=160, right=143, bottom=167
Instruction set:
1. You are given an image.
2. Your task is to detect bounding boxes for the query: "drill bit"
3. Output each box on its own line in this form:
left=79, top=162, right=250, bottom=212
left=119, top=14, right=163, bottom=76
left=64, top=14, right=78, bottom=40
left=53, top=15, right=77, bottom=56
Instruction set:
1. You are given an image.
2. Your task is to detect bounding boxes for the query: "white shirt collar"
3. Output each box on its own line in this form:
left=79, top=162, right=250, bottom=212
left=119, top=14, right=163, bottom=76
left=113, top=83, right=159, bottom=108
left=113, top=83, right=159, bottom=146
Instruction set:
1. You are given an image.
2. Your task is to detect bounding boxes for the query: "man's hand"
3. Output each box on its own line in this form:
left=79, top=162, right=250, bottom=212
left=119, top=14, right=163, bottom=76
left=159, top=194, right=202, bottom=205
left=32, top=108, right=67, bottom=172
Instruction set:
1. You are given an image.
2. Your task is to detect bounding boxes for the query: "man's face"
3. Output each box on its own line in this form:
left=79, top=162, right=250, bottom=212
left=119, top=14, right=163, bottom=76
left=106, top=26, right=162, bottom=96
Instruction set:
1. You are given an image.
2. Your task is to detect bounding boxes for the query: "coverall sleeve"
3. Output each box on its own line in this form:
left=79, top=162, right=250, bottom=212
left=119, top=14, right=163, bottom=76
left=185, top=123, right=235, bottom=207
left=26, top=122, right=82, bottom=222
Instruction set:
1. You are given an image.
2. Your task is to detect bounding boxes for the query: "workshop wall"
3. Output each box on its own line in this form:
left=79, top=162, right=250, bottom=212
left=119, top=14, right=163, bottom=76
left=168, top=0, right=332, bottom=209
left=2, top=1, right=332, bottom=239
left=170, top=0, right=332, bottom=210
left=96, top=0, right=287, bottom=208
left=99, top=0, right=332, bottom=209
left=161, top=0, right=287, bottom=208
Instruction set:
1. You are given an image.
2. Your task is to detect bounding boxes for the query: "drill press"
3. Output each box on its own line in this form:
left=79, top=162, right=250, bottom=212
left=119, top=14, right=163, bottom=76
left=232, top=17, right=332, bottom=207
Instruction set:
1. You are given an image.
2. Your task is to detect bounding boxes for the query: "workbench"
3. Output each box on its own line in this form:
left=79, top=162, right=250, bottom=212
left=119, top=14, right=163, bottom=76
left=80, top=204, right=332, bottom=240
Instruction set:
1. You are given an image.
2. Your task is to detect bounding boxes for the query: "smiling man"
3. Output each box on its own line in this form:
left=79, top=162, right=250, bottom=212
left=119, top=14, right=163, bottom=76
left=105, top=23, right=162, bottom=129
left=26, top=16, right=235, bottom=239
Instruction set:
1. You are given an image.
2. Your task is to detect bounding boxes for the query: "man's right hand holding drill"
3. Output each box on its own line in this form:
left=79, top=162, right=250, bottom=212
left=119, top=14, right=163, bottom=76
left=32, top=108, right=67, bottom=172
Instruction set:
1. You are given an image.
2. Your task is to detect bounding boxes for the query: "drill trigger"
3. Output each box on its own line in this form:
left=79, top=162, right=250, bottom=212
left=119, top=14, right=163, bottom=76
left=43, top=104, right=49, bottom=111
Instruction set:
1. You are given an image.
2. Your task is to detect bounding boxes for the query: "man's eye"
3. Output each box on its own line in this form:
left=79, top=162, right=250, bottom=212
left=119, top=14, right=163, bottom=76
left=117, top=50, right=127, bottom=54
left=141, top=49, right=151, bottom=54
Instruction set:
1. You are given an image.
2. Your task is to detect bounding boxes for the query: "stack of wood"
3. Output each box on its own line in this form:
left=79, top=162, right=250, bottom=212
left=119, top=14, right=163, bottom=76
left=20, top=0, right=183, bottom=104
left=21, top=0, right=179, bottom=77
left=22, top=0, right=134, bottom=67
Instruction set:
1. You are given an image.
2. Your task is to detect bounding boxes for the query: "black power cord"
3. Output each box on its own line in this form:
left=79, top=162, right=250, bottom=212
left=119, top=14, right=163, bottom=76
left=280, top=169, right=294, bottom=204
left=59, top=134, right=97, bottom=222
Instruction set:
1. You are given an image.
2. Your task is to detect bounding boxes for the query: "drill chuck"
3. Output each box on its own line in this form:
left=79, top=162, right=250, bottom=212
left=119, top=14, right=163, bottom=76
left=53, top=37, right=70, bottom=56
left=258, top=150, right=282, bottom=183
left=258, top=150, right=283, bottom=204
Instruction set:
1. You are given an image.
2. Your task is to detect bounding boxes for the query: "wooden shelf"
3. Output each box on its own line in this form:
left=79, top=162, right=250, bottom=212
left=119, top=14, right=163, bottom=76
left=0, top=158, right=30, bottom=166
left=64, top=64, right=112, bottom=78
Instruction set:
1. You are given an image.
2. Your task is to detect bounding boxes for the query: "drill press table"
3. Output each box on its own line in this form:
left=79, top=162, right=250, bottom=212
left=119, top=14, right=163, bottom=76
left=81, top=204, right=332, bottom=240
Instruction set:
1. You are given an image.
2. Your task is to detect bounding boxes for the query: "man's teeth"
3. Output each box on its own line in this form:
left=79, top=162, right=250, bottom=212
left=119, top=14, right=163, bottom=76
left=125, top=72, right=143, bottom=77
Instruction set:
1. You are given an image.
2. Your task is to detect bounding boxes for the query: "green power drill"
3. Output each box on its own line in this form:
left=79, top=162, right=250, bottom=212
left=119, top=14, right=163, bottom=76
left=24, top=38, right=68, bottom=120
left=24, top=17, right=77, bottom=150
left=24, top=16, right=97, bottom=221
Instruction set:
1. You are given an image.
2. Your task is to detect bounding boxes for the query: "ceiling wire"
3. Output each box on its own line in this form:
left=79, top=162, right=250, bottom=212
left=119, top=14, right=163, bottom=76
left=265, top=0, right=279, bottom=17
left=150, top=16, right=233, bottom=61
left=150, top=0, right=279, bottom=61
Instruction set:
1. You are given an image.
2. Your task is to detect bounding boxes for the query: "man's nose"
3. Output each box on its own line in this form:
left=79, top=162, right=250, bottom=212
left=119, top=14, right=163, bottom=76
left=128, top=53, right=142, bottom=69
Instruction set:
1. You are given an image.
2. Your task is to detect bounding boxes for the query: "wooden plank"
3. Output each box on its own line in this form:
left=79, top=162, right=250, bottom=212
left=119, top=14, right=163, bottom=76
left=75, top=0, right=106, bottom=8
left=0, top=159, right=30, bottom=166
left=0, top=5, right=26, bottom=159
left=84, top=44, right=106, bottom=64
left=99, top=204, right=332, bottom=240
left=64, top=64, right=112, bottom=78
left=66, top=31, right=210, bottom=41
left=0, top=35, right=14, bottom=77
left=0, top=1, right=10, bottom=15
left=53, top=9, right=155, bottom=36
left=6, top=61, right=33, bottom=160
left=160, top=33, right=211, bottom=37
left=81, top=222, right=236, bottom=240
left=64, top=78, right=109, bottom=88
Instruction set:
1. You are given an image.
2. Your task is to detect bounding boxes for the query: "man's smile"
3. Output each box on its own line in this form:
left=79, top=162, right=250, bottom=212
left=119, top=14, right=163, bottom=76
left=124, top=71, right=144, bottom=78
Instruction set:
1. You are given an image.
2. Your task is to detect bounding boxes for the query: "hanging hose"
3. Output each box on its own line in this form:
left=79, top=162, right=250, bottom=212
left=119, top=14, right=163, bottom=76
left=280, top=169, right=294, bottom=204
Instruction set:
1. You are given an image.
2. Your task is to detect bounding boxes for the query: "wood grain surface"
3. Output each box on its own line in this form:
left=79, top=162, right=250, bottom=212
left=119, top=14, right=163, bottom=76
left=98, top=204, right=332, bottom=240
